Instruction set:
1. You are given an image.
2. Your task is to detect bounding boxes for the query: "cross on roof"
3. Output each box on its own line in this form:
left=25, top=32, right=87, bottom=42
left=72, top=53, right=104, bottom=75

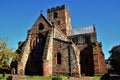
left=40, top=10, right=43, bottom=14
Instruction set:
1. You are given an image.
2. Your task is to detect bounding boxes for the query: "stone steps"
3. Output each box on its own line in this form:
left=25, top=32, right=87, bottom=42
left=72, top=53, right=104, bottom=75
left=7, top=75, right=25, bottom=80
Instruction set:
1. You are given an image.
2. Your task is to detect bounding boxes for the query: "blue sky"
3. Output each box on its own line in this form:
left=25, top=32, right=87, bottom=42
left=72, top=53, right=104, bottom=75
left=0, top=0, right=120, bottom=59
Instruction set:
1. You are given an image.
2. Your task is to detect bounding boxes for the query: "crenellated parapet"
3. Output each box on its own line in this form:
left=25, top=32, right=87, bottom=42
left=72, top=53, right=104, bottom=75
left=47, top=5, right=66, bottom=13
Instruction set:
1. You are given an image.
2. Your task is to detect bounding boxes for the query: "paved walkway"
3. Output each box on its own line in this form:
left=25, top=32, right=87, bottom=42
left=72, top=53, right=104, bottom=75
left=69, top=76, right=90, bottom=80
left=7, top=75, right=25, bottom=80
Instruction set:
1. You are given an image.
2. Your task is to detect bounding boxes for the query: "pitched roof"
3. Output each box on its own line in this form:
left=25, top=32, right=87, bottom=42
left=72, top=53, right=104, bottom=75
left=71, top=25, right=96, bottom=36
left=39, top=13, right=52, bottom=26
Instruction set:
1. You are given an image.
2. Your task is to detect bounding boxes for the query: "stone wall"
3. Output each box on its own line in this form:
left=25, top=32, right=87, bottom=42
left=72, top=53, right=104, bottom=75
left=69, top=32, right=97, bottom=45
left=52, top=38, right=80, bottom=77
left=93, top=43, right=107, bottom=75
left=79, top=45, right=94, bottom=76
left=17, top=34, right=31, bottom=75
left=47, top=5, right=71, bottom=36
left=17, top=13, right=52, bottom=75
left=78, top=42, right=107, bottom=76
left=42, top=30, right=53, bottom=76
left=53, top=26, right=70, bottom=41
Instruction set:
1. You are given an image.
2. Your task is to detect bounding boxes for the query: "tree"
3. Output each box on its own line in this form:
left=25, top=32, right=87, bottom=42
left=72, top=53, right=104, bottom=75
left=108, top=45, right=120, bottom=74
left=0, top=37, right=18, bottom=71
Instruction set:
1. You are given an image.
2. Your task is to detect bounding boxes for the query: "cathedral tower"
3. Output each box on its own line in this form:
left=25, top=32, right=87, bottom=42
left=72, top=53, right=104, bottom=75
left=47, top=5, right=72, bottom=36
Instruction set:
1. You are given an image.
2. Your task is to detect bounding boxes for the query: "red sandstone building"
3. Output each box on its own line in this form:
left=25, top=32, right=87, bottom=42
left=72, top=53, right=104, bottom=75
left=11, top=5, right=107, bottom=77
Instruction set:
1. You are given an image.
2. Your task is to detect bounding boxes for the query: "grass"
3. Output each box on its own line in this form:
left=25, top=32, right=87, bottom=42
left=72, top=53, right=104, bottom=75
left=0, top=74, right=110, bottom=80
left=90, top=76, right=101, bottom=80
left=1, top=74, right=113, bottom=80
left=0, top=74, right=10, bottom=80
left=90, top=76, right=111, bottom=80
left=25, top=76, right=52, bottom=80
left=25, top=76, right=68, bottom=80
left=0, top=74, right=67, bottom=80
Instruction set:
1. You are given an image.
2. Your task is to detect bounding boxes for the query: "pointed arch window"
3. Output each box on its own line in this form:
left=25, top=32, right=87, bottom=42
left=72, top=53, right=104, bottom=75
left=57, top=52, right=61, bottom=65
left=39, top=23, right=44, bottom=30
left=58, top=20, right=60, bottom=25
left=33, top=40, right=36, bottom=48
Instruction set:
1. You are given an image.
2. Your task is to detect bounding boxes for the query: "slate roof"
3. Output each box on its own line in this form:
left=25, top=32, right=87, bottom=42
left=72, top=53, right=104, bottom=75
left=71, top=25, right=96, bottom=36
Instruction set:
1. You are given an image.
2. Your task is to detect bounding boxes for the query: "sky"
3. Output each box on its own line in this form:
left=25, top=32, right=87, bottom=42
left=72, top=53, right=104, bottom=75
left=0, top=0, right=120, bottom=59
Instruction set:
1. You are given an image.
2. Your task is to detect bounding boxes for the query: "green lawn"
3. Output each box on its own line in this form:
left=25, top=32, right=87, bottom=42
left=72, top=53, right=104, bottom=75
left=90, top=76, right=101, bottom=80
left=25, top=76, right=52, bottom=80
left=0, top=74, right=10, bottom=80
left=0, top=75, right=68, bottom=80
left=90, top=76, right=112, bottom=80
left=0, top=73, right=68, bottom=80
left=0, top=74, right=112, bottom=80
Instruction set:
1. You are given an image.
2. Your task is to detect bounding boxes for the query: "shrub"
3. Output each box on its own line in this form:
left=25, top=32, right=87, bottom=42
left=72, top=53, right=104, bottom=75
left=52, top=76, right=62, bottom=80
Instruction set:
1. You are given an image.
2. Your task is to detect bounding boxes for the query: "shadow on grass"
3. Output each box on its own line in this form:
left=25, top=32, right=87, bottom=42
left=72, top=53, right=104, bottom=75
left=100, top=73, right=120, bottom=80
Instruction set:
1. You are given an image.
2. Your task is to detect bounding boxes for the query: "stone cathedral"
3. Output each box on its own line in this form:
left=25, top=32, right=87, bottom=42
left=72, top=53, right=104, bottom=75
left=11, top=5, right=107, bottom=77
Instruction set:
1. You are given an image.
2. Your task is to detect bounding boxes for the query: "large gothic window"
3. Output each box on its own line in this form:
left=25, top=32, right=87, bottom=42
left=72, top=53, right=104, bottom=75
left=57, top=52, right=61, bottom=65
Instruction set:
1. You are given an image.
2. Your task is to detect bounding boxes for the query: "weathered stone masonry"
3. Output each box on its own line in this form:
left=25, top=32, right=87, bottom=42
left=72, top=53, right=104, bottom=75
left=52, top=39, right=80, bottom=76
left=11, top=5, right=107, bottom=77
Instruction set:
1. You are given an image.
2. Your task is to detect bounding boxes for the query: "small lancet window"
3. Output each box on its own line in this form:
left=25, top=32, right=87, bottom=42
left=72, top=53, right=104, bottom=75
left=58, top=20, right=60, bottom=25
left=54, top=12, right=58, bottom=18
left=57, top=52, right=61, bottom=64
left=39, top=23, right=44, bottom=30
left=33, top=40, right=36, bottom=48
